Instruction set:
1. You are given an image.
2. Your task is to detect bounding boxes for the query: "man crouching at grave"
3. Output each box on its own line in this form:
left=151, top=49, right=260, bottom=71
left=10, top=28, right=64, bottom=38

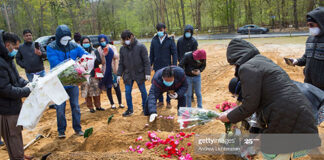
left=144, top=66, right=188, bottom=122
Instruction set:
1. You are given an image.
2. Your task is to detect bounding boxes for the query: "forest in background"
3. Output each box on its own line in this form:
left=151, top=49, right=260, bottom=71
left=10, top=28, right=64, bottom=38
left=1, top=0, right=324, bottom=39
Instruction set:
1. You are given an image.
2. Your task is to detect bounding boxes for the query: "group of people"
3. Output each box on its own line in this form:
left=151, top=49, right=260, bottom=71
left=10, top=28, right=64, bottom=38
left=0, top=6, right=323, bottom=160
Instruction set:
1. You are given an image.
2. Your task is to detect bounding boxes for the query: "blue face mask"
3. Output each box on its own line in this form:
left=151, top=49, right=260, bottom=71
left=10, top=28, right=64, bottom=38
left=157, top=31, right=164, bottom=38
left=83, top=43, right=91, bottom=48
left=163, top=80, right=174, bottom=87
left=8, top=49, right=18, bottom=57
left=185, top=32, right=191, bottom=38
left=101, top=42, right=107, bottom=47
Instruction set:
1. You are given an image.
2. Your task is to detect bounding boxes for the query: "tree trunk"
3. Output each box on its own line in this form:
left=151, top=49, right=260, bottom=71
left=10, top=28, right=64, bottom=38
left=195, top=0, right=202, bottom=30
left=293, top=0, right=299, bottom=29
left=153, top=0, right=160, bottom=23
left=2, top=2, right=11, bottom=32
left=164, top=0, right=170, bottom=29
left=40, top=0, right=46, bottom=36
left=160, top=0, right=165, bottom=23
left=281, top=0, right=285, bottom=28
left=190, top=0, right=196, bottom=26
left=174, top=0, right=182, bottom=30
left=307, top=0, right=315, bottom=12
left=180, top=0, right=186, bottom=28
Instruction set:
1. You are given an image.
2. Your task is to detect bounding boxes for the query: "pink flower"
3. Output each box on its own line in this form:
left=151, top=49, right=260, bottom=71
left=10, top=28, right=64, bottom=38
left=136, top=136, right=143, bottom=142
left=179, top=137, right=184, bottom=141
left=145, top=142, right=153, bottom=149
left=136, top=145, right=141, bottom=150
left=187, top=142, right=192, bottom=146
left=175, top=140, right=179, bottom=145
left=176, top=134, right=181, bottom=138
left=129, top=146, right=136, bottom=152
left=224, top=106, right=230, bottom=111
left=137, top=148, right=144, bottom=154
left=216, top=104, right=220, bottom=109
left=168, top=135, right=174, bottom=139
left=148, top=131, right=157, bottom=139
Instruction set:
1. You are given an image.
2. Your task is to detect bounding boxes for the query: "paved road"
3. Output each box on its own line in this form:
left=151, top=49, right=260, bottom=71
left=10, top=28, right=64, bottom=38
left=129, top=32, right=310, bottom=44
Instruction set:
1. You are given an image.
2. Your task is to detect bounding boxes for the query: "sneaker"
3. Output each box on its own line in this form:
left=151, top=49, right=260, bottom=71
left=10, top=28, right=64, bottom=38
left=166, top=103, right=172, bottom=109
left=96, top=107, right=105, bottom=111
left=90, top=109, right=95, bottom=113
left=75, top=131, right=84, bottom=136
left=119, top=104, right=125, bottom=108
left=122, top=110, right=133, bottom=117
left=49, top=105, right=56, bottom=109
left=58, top=132, right=66, bottom=139
left=157, top=102, right=164, bottom=107
left=111, top=104, right=117, bottom=109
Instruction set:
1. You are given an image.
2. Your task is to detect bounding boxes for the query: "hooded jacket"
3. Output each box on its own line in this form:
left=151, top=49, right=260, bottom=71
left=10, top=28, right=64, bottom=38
left=117, top=38, right=151, bottom=85
left=47, top=25, right=88, bottom=69
left=149, top=34, right=177, bottom=71
left=179, top=52, right=206, bottom=77
left=177, top=25, right=198, bottom=62
left=227, top=38, right=320, bottom=154
left=46, top=25, right=88, bottom=88
left=296, top=7, right=324, bottom=90
left=145, top=66, right=187, bottom=115
left=0, top=30, right=31, bottom=115
left=16, top=41, right=46, bottom=73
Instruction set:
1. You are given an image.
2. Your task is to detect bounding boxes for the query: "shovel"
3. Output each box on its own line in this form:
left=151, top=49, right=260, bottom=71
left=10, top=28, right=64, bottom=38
left=24, top=134, right=44, bottom=150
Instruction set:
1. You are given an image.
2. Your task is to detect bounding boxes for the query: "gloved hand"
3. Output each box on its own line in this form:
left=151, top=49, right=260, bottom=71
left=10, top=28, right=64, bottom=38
left=149, top=113, right=158, bottom=123
left=26, top=82, right=35, bottom=92
left=117, top=76, right=121, bottom=84
left=284, top=58, right=298, bottom=66
left=168, top=92, right=178, bottom=99
left=145, top=75, right=151, bottom=81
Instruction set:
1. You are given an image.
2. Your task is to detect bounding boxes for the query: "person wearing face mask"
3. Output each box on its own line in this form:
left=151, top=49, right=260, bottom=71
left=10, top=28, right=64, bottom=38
left=80, top=36, right=104, bottom=113
left=149, top=23, right=177, bottom=109
left=219, top=38, right=321, bottom=159
left=97, top=34, right=125, bottom=110
left=179, top=49, right=206, bottom=108
left=46, top=25, right=88, bottom=138
left=177, top=25, right=198, bottom=62
left=117, top=30, right=151, bottom=117
left=144, top=66, right=188, bottom=122
left=285, top=7, right=324, bottom=91
left=0, top=31, right=34, bottom=160
left=15, top=29, right=47, bottom=82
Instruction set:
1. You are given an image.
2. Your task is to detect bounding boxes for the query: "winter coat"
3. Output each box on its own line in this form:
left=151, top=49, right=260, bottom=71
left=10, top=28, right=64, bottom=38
left=0, top=30, right=31, bottom=115
left=227, top=38, right=320, bottom=154
left=150, top=34, right=177, bottom=71
left=117, top=39, right=151, bottom=85
left=296, top=7, right=324, bottom=90
left=16, top=42, right=46, bottom=73
left=145, top=66, right=187, bottom=115
left=46, top=25, right=88, bottom=88
left=177, top=25, right=198, bottom=62
left=179, top=52, right=206, bottom=77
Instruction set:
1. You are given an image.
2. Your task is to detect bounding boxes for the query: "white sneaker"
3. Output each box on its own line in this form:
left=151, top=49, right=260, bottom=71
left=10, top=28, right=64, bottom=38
left=149, top=113, right=158, bottom=123
left=111, top=104, right=116, bottom=109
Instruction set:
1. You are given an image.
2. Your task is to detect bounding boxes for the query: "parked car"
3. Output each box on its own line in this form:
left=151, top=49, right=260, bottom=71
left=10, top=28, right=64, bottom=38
left=35, top=35, right=55, bottom=51
left=237, top=25, right=269, bottom=34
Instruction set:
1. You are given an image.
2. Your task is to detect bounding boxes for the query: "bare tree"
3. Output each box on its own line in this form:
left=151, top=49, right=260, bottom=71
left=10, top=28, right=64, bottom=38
left=293, top=0, right=299, bottom=29
left=2, top=2, right=11, bottom=32
left=180, top=0, right=185, bottom=27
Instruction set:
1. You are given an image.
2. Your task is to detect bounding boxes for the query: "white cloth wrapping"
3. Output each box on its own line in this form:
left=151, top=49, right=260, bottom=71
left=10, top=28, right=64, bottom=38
left=17, top=60, right=75, bottom=130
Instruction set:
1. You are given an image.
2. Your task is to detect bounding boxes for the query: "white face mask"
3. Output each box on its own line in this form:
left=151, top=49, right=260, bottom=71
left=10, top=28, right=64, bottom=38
left=309, top=27, right=321, bottom=36
left=125, top=40, right=131, bottom=45
left=60, top=36, right=71, bottom=46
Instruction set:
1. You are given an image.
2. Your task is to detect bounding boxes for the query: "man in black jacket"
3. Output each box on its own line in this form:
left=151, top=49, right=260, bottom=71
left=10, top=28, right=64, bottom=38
left=150, top=23, right=177, bottom=108
left=16, top=29, right=46, bottom=82
left=0, top=30, right=33, bottom=160
left=219, top=38, right=320, bottom=156
left=177, top=24, right=198, bottom=62
left=285, top=7, right=324, bottom=90
left=179, top=49, right=206, bottom=108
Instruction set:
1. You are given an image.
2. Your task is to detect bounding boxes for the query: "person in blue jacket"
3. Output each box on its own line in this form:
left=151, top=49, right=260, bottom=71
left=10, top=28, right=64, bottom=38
left=149, top=23, right=177, bottom=109
left=47, top=25, right=88, bottom=138
left=144, top=66, right=187, bottom=122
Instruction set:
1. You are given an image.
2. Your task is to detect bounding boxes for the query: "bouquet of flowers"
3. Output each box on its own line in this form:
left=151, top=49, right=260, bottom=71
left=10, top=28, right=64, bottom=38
left=216, top=101, right=237, bottom=134
left=56, top=55, right=95, bottom=86
left=177, top=107, right=220, bottom=129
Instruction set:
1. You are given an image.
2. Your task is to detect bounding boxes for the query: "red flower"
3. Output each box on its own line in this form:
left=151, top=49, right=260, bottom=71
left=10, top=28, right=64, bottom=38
left=80, top=58, right=84, bottom=62
left=187, top=142, right=192, bottom=146
left=179, top=132, right=186, bottom=137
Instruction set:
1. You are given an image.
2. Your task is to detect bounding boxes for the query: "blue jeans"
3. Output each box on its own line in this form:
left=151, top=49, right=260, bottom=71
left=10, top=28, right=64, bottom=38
left=56, top=86, right=82, bottom=134
left=125, top=81, right=147, bottom=112
left=186, top=75, right=202, bottom=108
left=26, top=70, right=46, bottom=82
left=159, top=93, right=171, bottom=103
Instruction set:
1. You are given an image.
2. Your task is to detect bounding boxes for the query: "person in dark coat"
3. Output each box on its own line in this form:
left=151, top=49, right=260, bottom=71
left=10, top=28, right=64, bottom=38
left=0, top=31, right=33, bottom=160
left=219, top=38, right=320, bottom=156
left=144, top=66, right=187, bottom=122
left=117, top=30, right=151, bottom=117
left=16, top=29, right=47, bottom=82
left=285, top=7, right=324, bottom=90
left=177, top=24, right=198, bottom=62
left=179, top=49, right=206, bottom=108
left=80, top=36, right=104, bottom=113
left=149, top=23, right=177, bottom=108
left=47, top=25, right=88, bottom=138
